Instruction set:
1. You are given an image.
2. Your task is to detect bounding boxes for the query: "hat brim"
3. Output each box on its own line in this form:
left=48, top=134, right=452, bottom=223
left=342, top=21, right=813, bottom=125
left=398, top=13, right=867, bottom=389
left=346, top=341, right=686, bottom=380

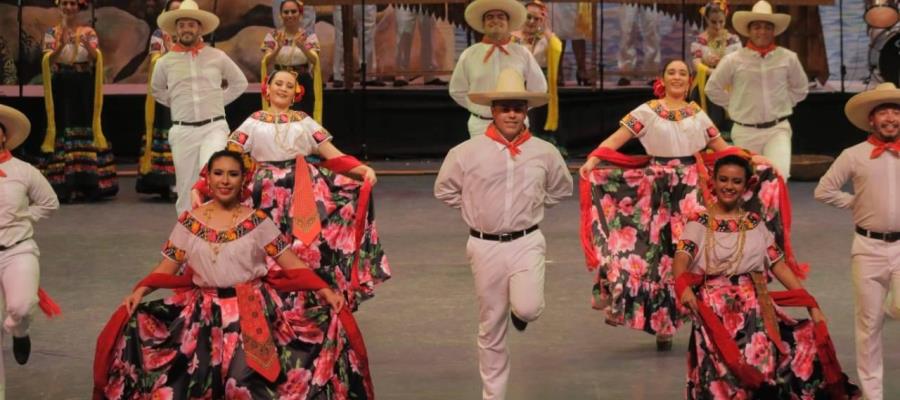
left=464, top=0, right=527, bottom=34
left=732, top=12, right=790, bottom=37
left=468, top=91, right=549, bottom=108
left=844, top=89, right=900, bottom=132
left=0, top=105, right=31, bottom=151
left=157, top=9, right=220, bottom=36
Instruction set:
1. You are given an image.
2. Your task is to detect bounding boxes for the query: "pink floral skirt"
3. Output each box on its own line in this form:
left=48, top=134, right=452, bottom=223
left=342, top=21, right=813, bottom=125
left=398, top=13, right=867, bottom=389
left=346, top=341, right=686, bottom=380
left=103, top=282, right=368, bottom=399
left=687, top=274, right=858, bottom=399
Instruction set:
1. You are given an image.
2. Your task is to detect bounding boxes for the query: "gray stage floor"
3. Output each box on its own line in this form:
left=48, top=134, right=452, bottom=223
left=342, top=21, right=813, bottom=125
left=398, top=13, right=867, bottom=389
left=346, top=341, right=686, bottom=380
left=6, top=175, right=899, bottom=399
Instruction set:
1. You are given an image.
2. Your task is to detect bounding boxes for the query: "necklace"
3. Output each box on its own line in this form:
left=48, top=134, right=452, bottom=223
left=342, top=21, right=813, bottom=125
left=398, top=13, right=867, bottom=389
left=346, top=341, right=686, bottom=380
left=272, top=111, right=297, bottom=152
left=702, top=208, right=747, bottom=277
left=202, top=204, right=243, bottom=265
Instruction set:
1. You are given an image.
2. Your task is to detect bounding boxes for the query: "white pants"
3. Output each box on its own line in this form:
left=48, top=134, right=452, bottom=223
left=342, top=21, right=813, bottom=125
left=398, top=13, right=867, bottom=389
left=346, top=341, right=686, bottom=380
left=851, top=234, right=900, bottom=400
left=617, top=4, right=660, bottom=73
left=0, top=239, right=41, bottom=399
left=169, top=121, right=229, bottom=214
left=466, top=230, right=546, bottom=400
left=395, top=7, right=434, bottom=80
left=333, top=5, right=377, bottom=81
left=730, top=120, right=793, bottom=179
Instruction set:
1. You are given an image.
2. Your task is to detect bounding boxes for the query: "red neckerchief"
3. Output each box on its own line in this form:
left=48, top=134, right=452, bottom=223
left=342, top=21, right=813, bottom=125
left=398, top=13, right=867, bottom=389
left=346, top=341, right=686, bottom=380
left=482, top=36, right=511, bottom=63
left=868, top=134, right=900, bottom=159
left=746, top=41, right=777, bottom=57
left=171, top=41, right=206, bottom=57
left=485, top=124, right=531, bottom=159
left=0, top=150, right=10, bottom=178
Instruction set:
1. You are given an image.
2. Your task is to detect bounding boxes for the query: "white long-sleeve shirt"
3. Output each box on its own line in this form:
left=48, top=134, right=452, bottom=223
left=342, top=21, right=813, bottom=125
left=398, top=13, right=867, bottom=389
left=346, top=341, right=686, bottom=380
left=434, top=134, right=572, bottom=233
left=0, top=156, right=59, bottom=248
left=449, top=42, right=547, bottom=119
left=815, top=141, right=900, bottom=233
left=151, top=46, right=248, bottom=123
left=705, top=47, right=808, bottom=125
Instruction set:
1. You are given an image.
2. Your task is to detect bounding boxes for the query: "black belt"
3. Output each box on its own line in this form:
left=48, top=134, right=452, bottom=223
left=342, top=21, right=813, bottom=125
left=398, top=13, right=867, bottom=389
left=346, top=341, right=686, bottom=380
left=172, top=116, right=225, bottom=127
left=216, top=287, right=237, bottom=298
left=733, top=116, right=789, bottom=129
left=471, top=113, right=492, bottom=121
left=856, top=226, right=900, bottom=243
left=0, top=238, right=28, bottom=251
left=470, top=225, right=538, bottom=242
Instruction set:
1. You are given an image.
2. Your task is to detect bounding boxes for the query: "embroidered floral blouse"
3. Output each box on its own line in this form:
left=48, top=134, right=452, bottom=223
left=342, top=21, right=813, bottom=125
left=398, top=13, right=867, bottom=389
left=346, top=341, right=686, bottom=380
left=162, top=209, right=291, bottom=288
left=676, top=211, right=784, bottom=275
left=261, top=29, right=320, bottom=67
left=228, top=111, right=331, bottom=162
left=619, top=100, right=721, bottom=157
left=691, top=31, right=741, bottom=67
left=42, top=25, right=98, bottom=64
left=148, top=29, right=172, bottom=56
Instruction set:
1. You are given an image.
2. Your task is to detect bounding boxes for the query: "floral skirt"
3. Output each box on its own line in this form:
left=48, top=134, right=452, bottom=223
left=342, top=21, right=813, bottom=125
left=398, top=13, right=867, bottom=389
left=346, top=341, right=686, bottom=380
left=248, top=159, right=390, bottom=395
left=585, top=156, right=790, bottom=336
left=103, top=283, right=367, bottom=399
left=687, top=274, right=859, bottom=399
left=40, top=68, right=118, bottom=200
left=136, top=104, right=175, bottom=197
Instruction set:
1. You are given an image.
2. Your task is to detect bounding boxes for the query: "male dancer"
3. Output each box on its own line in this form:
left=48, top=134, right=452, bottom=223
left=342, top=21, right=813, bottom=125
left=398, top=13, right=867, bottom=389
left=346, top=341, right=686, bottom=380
left=449, top=0, right=546, bottom=137
left=706, top=0, right=808, bottom=178
left=436, top=68, right=572, bottom=399
left=151, top=0, right=247, bottom=213
left=815, top=82, right=900, bottom=400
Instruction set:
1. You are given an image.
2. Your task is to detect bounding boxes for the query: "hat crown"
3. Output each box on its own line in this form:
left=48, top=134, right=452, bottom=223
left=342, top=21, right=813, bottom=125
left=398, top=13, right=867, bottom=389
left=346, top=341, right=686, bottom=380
left=875, top=82, right=899, bottom=91
left=178, top=0, right=200, bottom=11
left=494, top=69, right=527, bottom=93
left=751, top=1, right=774, bottom=14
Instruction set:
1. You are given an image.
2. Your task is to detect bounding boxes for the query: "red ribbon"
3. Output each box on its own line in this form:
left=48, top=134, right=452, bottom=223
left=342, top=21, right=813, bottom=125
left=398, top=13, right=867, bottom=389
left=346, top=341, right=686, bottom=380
left=37, top=288, right=61, bottom=317
left=481, top=36, right=511, bottom=63
left=93, top=267, right=374, bottom=399
left=171, top=42, right=206, bottom=57
left=485, top=124, right=532, bottom=159
left=676, top=272, right=849, bottom=397
left=0, top=150, right=10, bottom=177
left=867, top=135, right=900, bottom=159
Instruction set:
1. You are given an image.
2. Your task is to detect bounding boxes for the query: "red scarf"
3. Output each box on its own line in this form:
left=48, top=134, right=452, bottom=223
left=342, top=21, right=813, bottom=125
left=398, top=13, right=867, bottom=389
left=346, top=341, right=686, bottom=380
left=746, top=41, right=777, bottom=57
left=0, top=150, right=10, bottom=177
left=485, top=124, right=531, bottom=159
left=868, top=135, right=900, bottom=159
left=171, top=41, right=206, bottom=57
left=482, top=36, right=511, bottom=63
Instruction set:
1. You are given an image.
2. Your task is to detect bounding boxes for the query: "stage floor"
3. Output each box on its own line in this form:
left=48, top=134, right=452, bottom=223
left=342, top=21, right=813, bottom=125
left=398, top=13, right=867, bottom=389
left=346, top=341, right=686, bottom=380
left=7, top=175, right=900, bottom=399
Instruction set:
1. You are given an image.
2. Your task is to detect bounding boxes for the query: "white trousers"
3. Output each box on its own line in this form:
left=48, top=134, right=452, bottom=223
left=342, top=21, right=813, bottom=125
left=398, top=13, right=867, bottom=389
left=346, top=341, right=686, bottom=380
left=851, top=234, right=900, bottom=400
left=169, top=121, right=229, bottom=214
left=395, top=7, right=434, bottom=80
left=467, top=230, right=546, bottom=400
left=333, top=5, right=377, bottom=81
left=0, top=239, right=41, bottom=400
left=730, top=120, right=793, bottom=179
left=617, top=4, right=660, bottom=73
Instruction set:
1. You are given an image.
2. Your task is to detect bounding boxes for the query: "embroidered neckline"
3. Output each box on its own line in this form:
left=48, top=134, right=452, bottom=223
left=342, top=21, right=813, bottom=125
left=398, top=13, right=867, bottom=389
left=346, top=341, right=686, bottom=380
left=695, top=211, right=761, bottom=232
left=646, top=100, right=702, bottom=121
left=179, top=209, right=268, bottom=243
left=251, top=110, right=309, bottom=123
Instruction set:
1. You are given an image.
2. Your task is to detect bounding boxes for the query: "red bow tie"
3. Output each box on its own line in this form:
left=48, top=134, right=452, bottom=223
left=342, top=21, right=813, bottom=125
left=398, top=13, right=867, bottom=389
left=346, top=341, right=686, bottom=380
left=0, top=150, right=11, bottom=178
left=171, top=42, right=205, bottom=57
left=868, top=135, right=900, bottom=159
left=485, top=124, right=532, bottom=159
left=482, top=37, right=511, bottom=63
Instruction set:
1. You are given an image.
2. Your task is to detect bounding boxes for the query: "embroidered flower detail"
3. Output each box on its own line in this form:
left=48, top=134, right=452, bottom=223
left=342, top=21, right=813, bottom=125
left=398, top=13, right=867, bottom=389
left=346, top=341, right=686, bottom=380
left=706, top=126, right=720, bottom=138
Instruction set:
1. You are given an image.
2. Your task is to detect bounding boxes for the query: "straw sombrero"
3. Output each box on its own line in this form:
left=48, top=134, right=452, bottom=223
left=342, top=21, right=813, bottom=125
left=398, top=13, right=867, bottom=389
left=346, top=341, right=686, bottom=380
left=464, top=0, right=527, bottom=34
left=732, top=1, right=790, bottom=37
left=157, top=0, right=219, bottom=36
left=468, top=68, right=548, bottom=108
left=845, top=82, right=900, bottom=132
left=0, top=104, right=31, bottom=151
